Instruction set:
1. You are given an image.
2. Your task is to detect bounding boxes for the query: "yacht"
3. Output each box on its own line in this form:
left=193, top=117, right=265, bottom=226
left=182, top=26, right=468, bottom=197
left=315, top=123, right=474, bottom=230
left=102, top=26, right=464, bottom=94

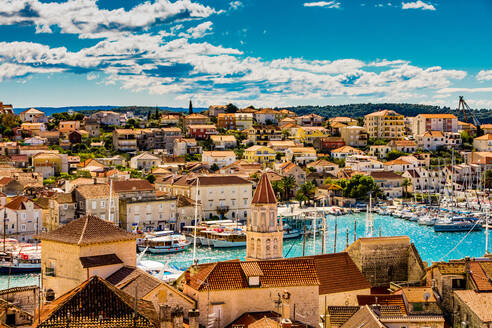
left=138, top=231, right=191, bottom=254
left=434, top=217, right=482, bottom=232
left=0, top=244, right=41, bottom=274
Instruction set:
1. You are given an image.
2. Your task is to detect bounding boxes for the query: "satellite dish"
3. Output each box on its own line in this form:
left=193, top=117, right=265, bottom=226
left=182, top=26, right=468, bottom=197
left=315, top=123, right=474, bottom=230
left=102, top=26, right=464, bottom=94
left=423, top=292, right=430, bottom=301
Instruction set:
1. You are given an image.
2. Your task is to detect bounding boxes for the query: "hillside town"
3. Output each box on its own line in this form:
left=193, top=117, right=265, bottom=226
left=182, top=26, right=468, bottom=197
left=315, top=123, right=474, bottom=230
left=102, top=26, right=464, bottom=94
left=0, top=100, right=491, bottom=327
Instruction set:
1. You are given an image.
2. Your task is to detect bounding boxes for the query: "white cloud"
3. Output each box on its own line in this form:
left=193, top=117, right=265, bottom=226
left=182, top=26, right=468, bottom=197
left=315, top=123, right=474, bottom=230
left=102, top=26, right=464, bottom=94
left=0, top=0, right=219, bottom=39
left=303, top=1, right=341, bottom=9
left=229, top=1, right=243, bottom=10
left=477, top=70, right=492, bottom=81
left=86, top=72, right=99, bottom=80
left=179, top=21, right=213, bottom=39
left=401, top=1, right=436, bottom=11
left=438, top=87, right=492, bottom=93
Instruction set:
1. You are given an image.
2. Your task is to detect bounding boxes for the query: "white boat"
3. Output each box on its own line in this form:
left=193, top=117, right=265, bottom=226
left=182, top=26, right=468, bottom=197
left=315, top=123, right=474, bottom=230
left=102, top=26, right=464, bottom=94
left=138, top=232, right=191, bottom=254
left=0, top=244, right=41, bottom=274
left=137, top=259, right=183, bottom=283
left=211, top=231, right=247, bottom=248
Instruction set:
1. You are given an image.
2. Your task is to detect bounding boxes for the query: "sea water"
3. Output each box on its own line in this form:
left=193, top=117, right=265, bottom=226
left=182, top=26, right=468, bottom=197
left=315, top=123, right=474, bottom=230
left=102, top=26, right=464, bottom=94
left=0, top=213, right=489, bottom=289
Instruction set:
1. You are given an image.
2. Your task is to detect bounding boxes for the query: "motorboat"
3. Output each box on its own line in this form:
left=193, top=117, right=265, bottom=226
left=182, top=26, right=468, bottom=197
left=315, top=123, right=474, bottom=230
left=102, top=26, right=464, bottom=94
left=137, top=231, right=191, bottom=254
left=0, top=244, right=41, bottom=274
left=434, top=217, right=482, bottom=232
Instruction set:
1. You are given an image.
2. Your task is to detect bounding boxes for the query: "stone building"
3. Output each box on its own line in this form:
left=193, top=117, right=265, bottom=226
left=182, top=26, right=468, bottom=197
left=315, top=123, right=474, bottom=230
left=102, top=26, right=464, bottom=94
left=453, top=290, right=492, bottom=327
left=39, top=215, right=137, bottom=300
left=183, top=259, right=320, bottom=328
left=47, top=192, right=76, bottom=231
left=246, top=173, right=283, bottom=261
left=73, top=183, right=118, bottom=222
left=345, top=236, right=426, bottom=287
left=0, top=196, right=43, bottom=242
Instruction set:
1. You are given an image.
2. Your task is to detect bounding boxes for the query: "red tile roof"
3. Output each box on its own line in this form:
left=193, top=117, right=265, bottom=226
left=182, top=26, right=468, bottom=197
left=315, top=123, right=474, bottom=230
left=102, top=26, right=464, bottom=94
left=5, top=196, right=41, bottom=210
left=357, top=295, right=407, bottom=315
left=252, top=173, right=276, bottom=204
left=112, top=179, right=154, bottom=193
left=298, top=253, right=371, bottom=294
left=188, top=258, right=319, bottom=291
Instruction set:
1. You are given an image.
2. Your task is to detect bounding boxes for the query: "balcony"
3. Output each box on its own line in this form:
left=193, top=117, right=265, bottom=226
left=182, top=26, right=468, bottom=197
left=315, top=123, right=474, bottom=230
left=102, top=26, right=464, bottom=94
left=216, top=205, right=229, bottom=214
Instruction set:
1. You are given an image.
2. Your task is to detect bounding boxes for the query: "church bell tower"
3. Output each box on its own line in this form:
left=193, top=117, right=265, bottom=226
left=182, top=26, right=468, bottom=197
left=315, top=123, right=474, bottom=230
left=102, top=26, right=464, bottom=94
left=246, top=173, right=283, bottom=260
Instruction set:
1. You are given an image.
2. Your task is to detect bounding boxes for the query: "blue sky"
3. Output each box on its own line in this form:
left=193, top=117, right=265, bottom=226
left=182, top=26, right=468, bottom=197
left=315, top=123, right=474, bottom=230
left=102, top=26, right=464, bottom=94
left=0, top=0, right=491, bottom=108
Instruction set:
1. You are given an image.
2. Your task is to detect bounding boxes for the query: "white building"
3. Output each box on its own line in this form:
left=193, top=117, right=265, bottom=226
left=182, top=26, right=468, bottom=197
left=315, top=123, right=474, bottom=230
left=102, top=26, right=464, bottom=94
left=416, top=131, right=461, bottom=151
left=202, top=151, right=237, bottom=168
left=345, top=155, right=383, bottom=173
left=412, top=113, right=458, bottom=136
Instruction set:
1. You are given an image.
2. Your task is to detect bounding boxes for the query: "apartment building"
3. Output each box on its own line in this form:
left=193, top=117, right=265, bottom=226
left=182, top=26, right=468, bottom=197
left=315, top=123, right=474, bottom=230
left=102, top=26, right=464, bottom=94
left=412, top=113, right=458, bottom=135
left=416, top=130, right=461, bottom=151
left=183, top=113, right=209, bottom=127
left=369, top=171, right=404, bottom=198
left=210, top=135, right=237, bottom=150
left=187, top=124, right=217, bottom=139
left=112, top=129, right=138, bottom=152
left=217, top=113, right=236, bottom=130
left=473, top=134, right=492, bottom=152
left=165, top=175, right=252, bottom=221
left=173, top=138, right=202, bottom=156
left=119, top=195, right=178, bottom=232
left=285, top=147, right=317, bottom=165
left=246, top=126, right=282, bottom=146
left=340, top=125, right=368, bottom=147
left=364, top=110, right=405, bottom=140
left=244, top=145, right=276, bottom=163
left=89, top=111, right=125, bottom=126
left=254, top=108, right=280, bottom=124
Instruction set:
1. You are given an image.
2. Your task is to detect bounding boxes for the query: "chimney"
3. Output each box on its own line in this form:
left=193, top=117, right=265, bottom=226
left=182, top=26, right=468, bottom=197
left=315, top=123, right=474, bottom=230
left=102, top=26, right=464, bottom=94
left=281, top=291, right=291, bottom=320
left=188, top=309, right=200, bottom=328
left=172, top=307, right=184, bottom=328
left=281, top=318, right=292, bottom=328
left=159, top=305, right=172, bottom=328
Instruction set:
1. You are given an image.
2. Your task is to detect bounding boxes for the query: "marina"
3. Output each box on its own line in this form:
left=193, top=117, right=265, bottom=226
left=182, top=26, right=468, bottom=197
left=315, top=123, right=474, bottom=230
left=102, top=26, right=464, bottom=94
left=2, top=212, right=490, bottom=290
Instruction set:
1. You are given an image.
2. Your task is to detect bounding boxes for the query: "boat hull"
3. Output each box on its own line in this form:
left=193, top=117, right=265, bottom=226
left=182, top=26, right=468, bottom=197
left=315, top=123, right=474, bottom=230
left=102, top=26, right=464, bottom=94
left=434, top=224, right=482, bottom=232
left=212, top=240, right=246, bottom=248
left=138, top=245, right=189, bottom=254
left=0, top=264, right=40, bottom=274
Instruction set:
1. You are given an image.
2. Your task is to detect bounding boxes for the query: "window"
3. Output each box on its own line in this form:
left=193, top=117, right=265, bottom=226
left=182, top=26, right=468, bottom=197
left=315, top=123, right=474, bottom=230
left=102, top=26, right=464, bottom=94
left=101, top=201, right=105, bottom=208
left=92, top=201, right=97, bottom=210
left=21, top=224, right=26, bottom=231
left=244, top=199, right=248, bottom=205
left=63, top=204, right=68, bottom=210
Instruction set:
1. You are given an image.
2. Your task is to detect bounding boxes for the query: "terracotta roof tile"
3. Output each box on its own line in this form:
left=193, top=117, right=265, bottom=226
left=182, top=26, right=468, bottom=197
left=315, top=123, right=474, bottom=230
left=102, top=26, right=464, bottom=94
left=5, top=196, right=41, bottom=210
left=112, top=179, right=154, bottom=193
left=189, top=258, right=319, bottom=291
left=469, top=261, right=492, bottom=292
left=252, top=173, right=276, bottom=204
left=298, top=253, right=371, bottom=294
left=454, top=290, right=492, bottom=322
left=357, top=295, right=407, bottom=316
left=38, top=215, right=136, bottom=245
left=327, top=306, right=360, bottom=327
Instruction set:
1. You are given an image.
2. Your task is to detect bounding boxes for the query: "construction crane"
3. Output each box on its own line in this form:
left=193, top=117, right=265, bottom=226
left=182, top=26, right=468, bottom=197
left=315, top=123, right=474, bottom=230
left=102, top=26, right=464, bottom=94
left=458, top=96, right=480, bottom=127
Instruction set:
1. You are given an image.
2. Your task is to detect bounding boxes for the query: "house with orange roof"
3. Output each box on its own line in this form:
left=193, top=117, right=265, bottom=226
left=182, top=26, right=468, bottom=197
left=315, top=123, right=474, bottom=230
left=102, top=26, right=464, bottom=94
left=0, top=195, right=42, bottom=242
left=473, top=134, right=492, bottom=152
left=416, top=130, right=461, bottom=150
left=183, top=113, right=209, bottom=126
left=295, top=113, right=324, bottom=126
left=413, top=113, right=458, bottom=135
left=364, top=110, right=405, bottom=140
left=254, top=108, right=280, bottom=124
left=480, top=123, right=492, bottom=135
left=345, top=155, right=383, bottom=173
left=331, top=145, right=365, bottom=159
left=202, top=151, right=236, bottom=168
left=458, top=121, right=477, bottom=136
left=328, top=116, right=358, bottom=126
left=19, top=108, right=47, bottom=123
left=383, top=158, right=418, bottom=172
left=285, top=147, right=317, bottom=165
left=276, top=161, right=306, bottom=187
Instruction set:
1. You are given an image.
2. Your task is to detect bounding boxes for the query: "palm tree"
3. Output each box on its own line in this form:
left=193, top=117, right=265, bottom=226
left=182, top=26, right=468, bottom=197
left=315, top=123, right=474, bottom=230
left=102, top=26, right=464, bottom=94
left=280, top=176, right=296, bottom=200
left=295, top=182, right=316, bottom=207
left=402, top=178, right=412, bottom=199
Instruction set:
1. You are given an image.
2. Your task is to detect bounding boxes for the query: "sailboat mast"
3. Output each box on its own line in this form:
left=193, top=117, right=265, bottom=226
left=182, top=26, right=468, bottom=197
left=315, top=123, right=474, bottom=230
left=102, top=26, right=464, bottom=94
left=192, top=177, right=199, bottom=265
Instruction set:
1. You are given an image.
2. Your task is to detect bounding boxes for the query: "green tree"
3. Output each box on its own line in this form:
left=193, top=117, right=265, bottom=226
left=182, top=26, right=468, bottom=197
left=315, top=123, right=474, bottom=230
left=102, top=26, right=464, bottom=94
left=402, top=178, right=412, bottom=198
left=280, top=176, right=296, bottom=200
left=146, top=174, right=156, bottom=184
left=339, top=174, right=379, bottom=200
left=210, top=163, right=219, bottom=172
left=385, top=150, right=408, bottom=161
left=295, top=182, right=316, bottom=206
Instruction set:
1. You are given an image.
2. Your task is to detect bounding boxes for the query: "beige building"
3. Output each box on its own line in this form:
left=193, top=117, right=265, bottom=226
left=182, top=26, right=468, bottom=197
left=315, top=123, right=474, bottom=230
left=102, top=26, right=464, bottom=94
left=73, top=183, right=118, bottom=223
left=412, top=113, right=458, bottom=135
left=39, top=215, right=137, bottom=300
left=119, top=195, right=178, bottom=232
left=58, top=120, right=81, bottom=134
left=473, top=134, right=492, bottom=152
left=364, top=110, right=405, bottom=140
left=0, top=196, right=43, bottom=242
left=453, top=290, right=492, bottom=327
left=163, top=175, right=253, bottom=221
left=130, top=152, right=162, bottom=171
left=183, top=259, right=320, bottom=328
left=246, top=173, right=283, bottom=260
left=340, top=125, right=368, bottom=147
left=112, top=129, right=138, bottom=152
left=202, top=151, right=236, bottom=168
left=48, top=192, right=76, bottom=231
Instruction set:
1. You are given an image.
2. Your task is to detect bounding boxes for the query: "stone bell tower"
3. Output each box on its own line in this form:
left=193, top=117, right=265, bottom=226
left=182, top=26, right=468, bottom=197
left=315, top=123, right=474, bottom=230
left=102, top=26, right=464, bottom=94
left=246, top=173, right=283, bottom=260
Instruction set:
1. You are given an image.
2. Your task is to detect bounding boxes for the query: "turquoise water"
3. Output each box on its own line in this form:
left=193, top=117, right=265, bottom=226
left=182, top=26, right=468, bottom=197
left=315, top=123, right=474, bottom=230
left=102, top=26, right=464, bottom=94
left=1, top=213, right=490, bottom=289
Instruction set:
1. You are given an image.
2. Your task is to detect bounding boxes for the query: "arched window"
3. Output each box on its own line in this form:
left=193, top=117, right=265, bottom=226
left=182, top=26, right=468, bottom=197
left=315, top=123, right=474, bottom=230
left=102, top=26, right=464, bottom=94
left=273, top=238, right=279, bottom=252
left=256, top=239, right=261, bottom=256
left=250, top=238, right=255, bottom=256
left=266, top=239, right=271, bottom=256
